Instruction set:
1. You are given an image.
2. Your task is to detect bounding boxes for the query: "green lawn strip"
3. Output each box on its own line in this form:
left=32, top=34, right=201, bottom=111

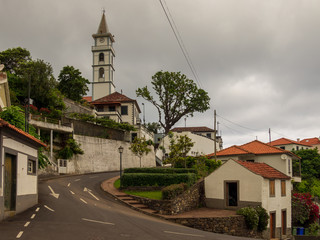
left=114, top=179, right=121, bottom=189
left=124, top=190, right=162, bottom=200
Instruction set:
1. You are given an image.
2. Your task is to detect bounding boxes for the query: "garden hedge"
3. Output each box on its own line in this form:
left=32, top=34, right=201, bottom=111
left=120, top=173, right=196, bottom=188
left=162, top=183, right=187, bottom=200
left=123, top=167, right=196, bottom=174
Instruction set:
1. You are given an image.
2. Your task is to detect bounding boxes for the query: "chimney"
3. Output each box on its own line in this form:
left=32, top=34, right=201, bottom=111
left=297, top=138, right=300, bottom=142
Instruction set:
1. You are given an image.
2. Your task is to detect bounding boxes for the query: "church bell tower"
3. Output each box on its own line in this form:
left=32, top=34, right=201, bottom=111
left=91, top=11, right=115, bottom=101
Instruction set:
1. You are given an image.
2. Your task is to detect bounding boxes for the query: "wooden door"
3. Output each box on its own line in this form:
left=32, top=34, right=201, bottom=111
left=282, top=210, right=287, bottom=235
left=270, top=212, right=276, bottom=239
left=4, top=154, right=17, bottom=211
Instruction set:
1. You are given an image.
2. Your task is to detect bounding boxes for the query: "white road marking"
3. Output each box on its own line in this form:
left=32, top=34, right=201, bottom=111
left=74, top=179, right=81, bottom=182
left=82, top=218, right=114, bottom=225
left=67, top=183, right=71, bottom=187
left=84, top=187, right=99, bottom=200
left=164, top=231, right=205, bottom=238
left=48, top=185, right=60, bottom=199
left=44, top=205, right=55, bottom=212
left=24, top=222, right=30, bottom=227
left=16, top=231, right=23, bottom=238
left=80, top=198, right=87, bottom=204
left=35, top=207, right=40, bottom=212
left=70, top=190, right=75, bottom=195
left=30, top=214, right=36, bottom=219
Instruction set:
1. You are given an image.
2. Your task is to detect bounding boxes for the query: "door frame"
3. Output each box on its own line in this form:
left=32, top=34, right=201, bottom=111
left=224, top=180, right=239, bottom=208
left=4, top=153, right=17, bottom=211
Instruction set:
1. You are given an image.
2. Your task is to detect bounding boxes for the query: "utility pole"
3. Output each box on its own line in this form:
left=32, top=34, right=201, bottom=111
left=269, top=128, right=271, bottom=143
left=214, top=110, right=217, bottom=160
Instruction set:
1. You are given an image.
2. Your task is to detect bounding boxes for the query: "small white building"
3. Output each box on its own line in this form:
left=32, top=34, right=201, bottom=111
left=269, top=137, right=311, bottom=151
left=208, top=140, right=301, bottom=182
left=300, top=137, right=320, bottom=154
left=156, top=127, right=223, bottom=162
left=205, top=159, right=291, bottom=239
left=0, top=119, right=46, bottom=220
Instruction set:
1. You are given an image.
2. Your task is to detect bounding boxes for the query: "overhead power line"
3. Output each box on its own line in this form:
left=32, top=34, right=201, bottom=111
left=158, top=0, right=203, bottom=88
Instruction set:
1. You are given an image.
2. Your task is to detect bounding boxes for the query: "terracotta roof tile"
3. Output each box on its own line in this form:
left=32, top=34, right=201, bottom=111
left=0, top=119, right=46, bottom=147
left=269, top=137, right=312, bottom=147
left=208, top=140, right=298, bottom=158
left=236, top=160, right=291, bottom=180
left=171, top=126, right=215, bottom=132
left=83, top=96, right=92, bottom=102
left=301, top=137, right=320, bottom=146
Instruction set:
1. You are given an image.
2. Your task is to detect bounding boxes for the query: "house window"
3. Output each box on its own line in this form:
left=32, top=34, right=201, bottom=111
left=296, top=146, right=299, bottom=150
left=99, top=53, right=104, bottom=62
left=280, top=146, right=285, bottom=150
left=246, top=160, right=255, bottom=162
left=109, top=106, right=115, bottom=112
left=27, top=159, right=36, bottom=175
left=121, top=106, right=128, bottom=115
left=269, top=180, right=275, bottom=197
left=281, top=180, right=286, bottom=196
left=206, top=133, right=211, bottom=138
left=97, top=106, right=104, bottom=112
left=288, top=159, right=291, bottom=174
left=131, top=133, right=137, bottom=142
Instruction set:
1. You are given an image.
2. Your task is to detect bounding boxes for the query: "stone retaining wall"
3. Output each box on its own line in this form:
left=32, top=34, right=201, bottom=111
left=170, top=216, right=263, bottom=238
left=130, top=180, right=205, bottom=215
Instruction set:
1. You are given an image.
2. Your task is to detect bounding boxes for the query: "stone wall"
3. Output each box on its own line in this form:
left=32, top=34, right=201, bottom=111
left=63, top=98, right=95, bottom=115
left=62, top=117, right=125, bottom=141
left=170, top=216, right=263, bottom=238
left=65, top=135, right=156, bottom=174
left=130, top=180, right=205, bottom=215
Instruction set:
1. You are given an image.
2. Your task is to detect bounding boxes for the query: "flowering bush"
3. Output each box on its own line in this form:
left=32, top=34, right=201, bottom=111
left=292, top=193, right=320, bottom=227
left=25, top=104, right=38, bottom=114
left=39, top=107, right=50, bottom=114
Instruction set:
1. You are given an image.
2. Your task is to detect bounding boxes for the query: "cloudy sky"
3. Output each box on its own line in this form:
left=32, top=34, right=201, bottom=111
left=1, top=0, right=320, bottom=147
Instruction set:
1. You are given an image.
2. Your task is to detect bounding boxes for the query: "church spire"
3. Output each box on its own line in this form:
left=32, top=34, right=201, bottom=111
left=93, top=11, right=114, bottom=42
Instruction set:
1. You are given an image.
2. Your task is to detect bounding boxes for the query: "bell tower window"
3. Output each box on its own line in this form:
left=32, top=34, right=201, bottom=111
left=99, top=68, right=105, bottom=80
left=99, top=53, right=104, bottom=62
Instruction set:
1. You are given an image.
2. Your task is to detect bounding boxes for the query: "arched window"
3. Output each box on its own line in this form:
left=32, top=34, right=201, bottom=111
left=99, top=53, right=104, bottom=62
left=99, top=68, right=104, bottom=79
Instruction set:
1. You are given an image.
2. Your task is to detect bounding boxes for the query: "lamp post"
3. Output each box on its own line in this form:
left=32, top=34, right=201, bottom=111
left=118, top=146, right=124, bottom=178
left=142, top=103, right=145, bottom=125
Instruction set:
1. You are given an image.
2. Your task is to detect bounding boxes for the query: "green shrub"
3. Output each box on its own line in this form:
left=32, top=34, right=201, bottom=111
left=308, top=222, right=320, bottom=236
left=120, top=173, right=196, bottom=188
left=255, top=206, right=269, bottom=232
left=162, top=183, right=187, bottom=200
left=237, top=207, right=259, bottom=230
left=124, top=167, right=196, bottom=174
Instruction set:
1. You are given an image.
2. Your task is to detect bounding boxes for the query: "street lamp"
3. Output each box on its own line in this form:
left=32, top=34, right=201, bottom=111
left=142, top=103, right=145, bottom=125
left=118, top=146, right=124, bottom=178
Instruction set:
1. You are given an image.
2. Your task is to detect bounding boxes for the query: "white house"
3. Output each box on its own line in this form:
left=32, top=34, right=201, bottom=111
left=300, top=137, right=320, bottom=153
left=0, top=119, right=46, bottom=220
left=205, top=159, right=292, bottom=239
left=208, top=140, right=301, bottom=182
left=156, top=127, right=223, bottom=162
left=269, top=137, right=312, bottom=151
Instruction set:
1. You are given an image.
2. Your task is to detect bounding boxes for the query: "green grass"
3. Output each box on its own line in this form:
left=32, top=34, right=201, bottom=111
left=114, top=179, right=121, bottom=189
left=124, top=190, right=162, bottom=200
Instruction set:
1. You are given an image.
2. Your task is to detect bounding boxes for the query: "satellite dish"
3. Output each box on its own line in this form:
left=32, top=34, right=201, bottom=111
left=0, top=64, right=4, bottom=71
left=281, top=154, right=287, bottom=160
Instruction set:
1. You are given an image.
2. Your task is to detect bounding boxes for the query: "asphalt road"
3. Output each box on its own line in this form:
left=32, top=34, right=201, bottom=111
left=0, top=172, right=255, bottom=240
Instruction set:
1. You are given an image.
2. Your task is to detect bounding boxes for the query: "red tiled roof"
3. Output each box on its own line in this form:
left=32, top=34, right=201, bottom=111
left=0, top=119, right=46, bottom=147
left=269, top=137, right=312, bottom=147
left=83, top=96, right=92, bottom=102
left=91, top=92, right=134, bottom=104
left=301, top=137, right=320, bottom=146
left=236, top=160, right=291, bottom=180
left=171, top=126, right=215, bottom=133
left=91, top=92, right=141, bottom=113
left=208, top=140, right=297, bottom=158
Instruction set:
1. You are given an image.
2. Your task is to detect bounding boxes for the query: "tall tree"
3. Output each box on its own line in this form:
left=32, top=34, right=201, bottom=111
left=0, top=47, right=31, bottom=74
left=146, top=122, right=161, bottom=134
left=58, top=66, right=89, bottom=102
left=136, top=71, right=210, bottom=133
